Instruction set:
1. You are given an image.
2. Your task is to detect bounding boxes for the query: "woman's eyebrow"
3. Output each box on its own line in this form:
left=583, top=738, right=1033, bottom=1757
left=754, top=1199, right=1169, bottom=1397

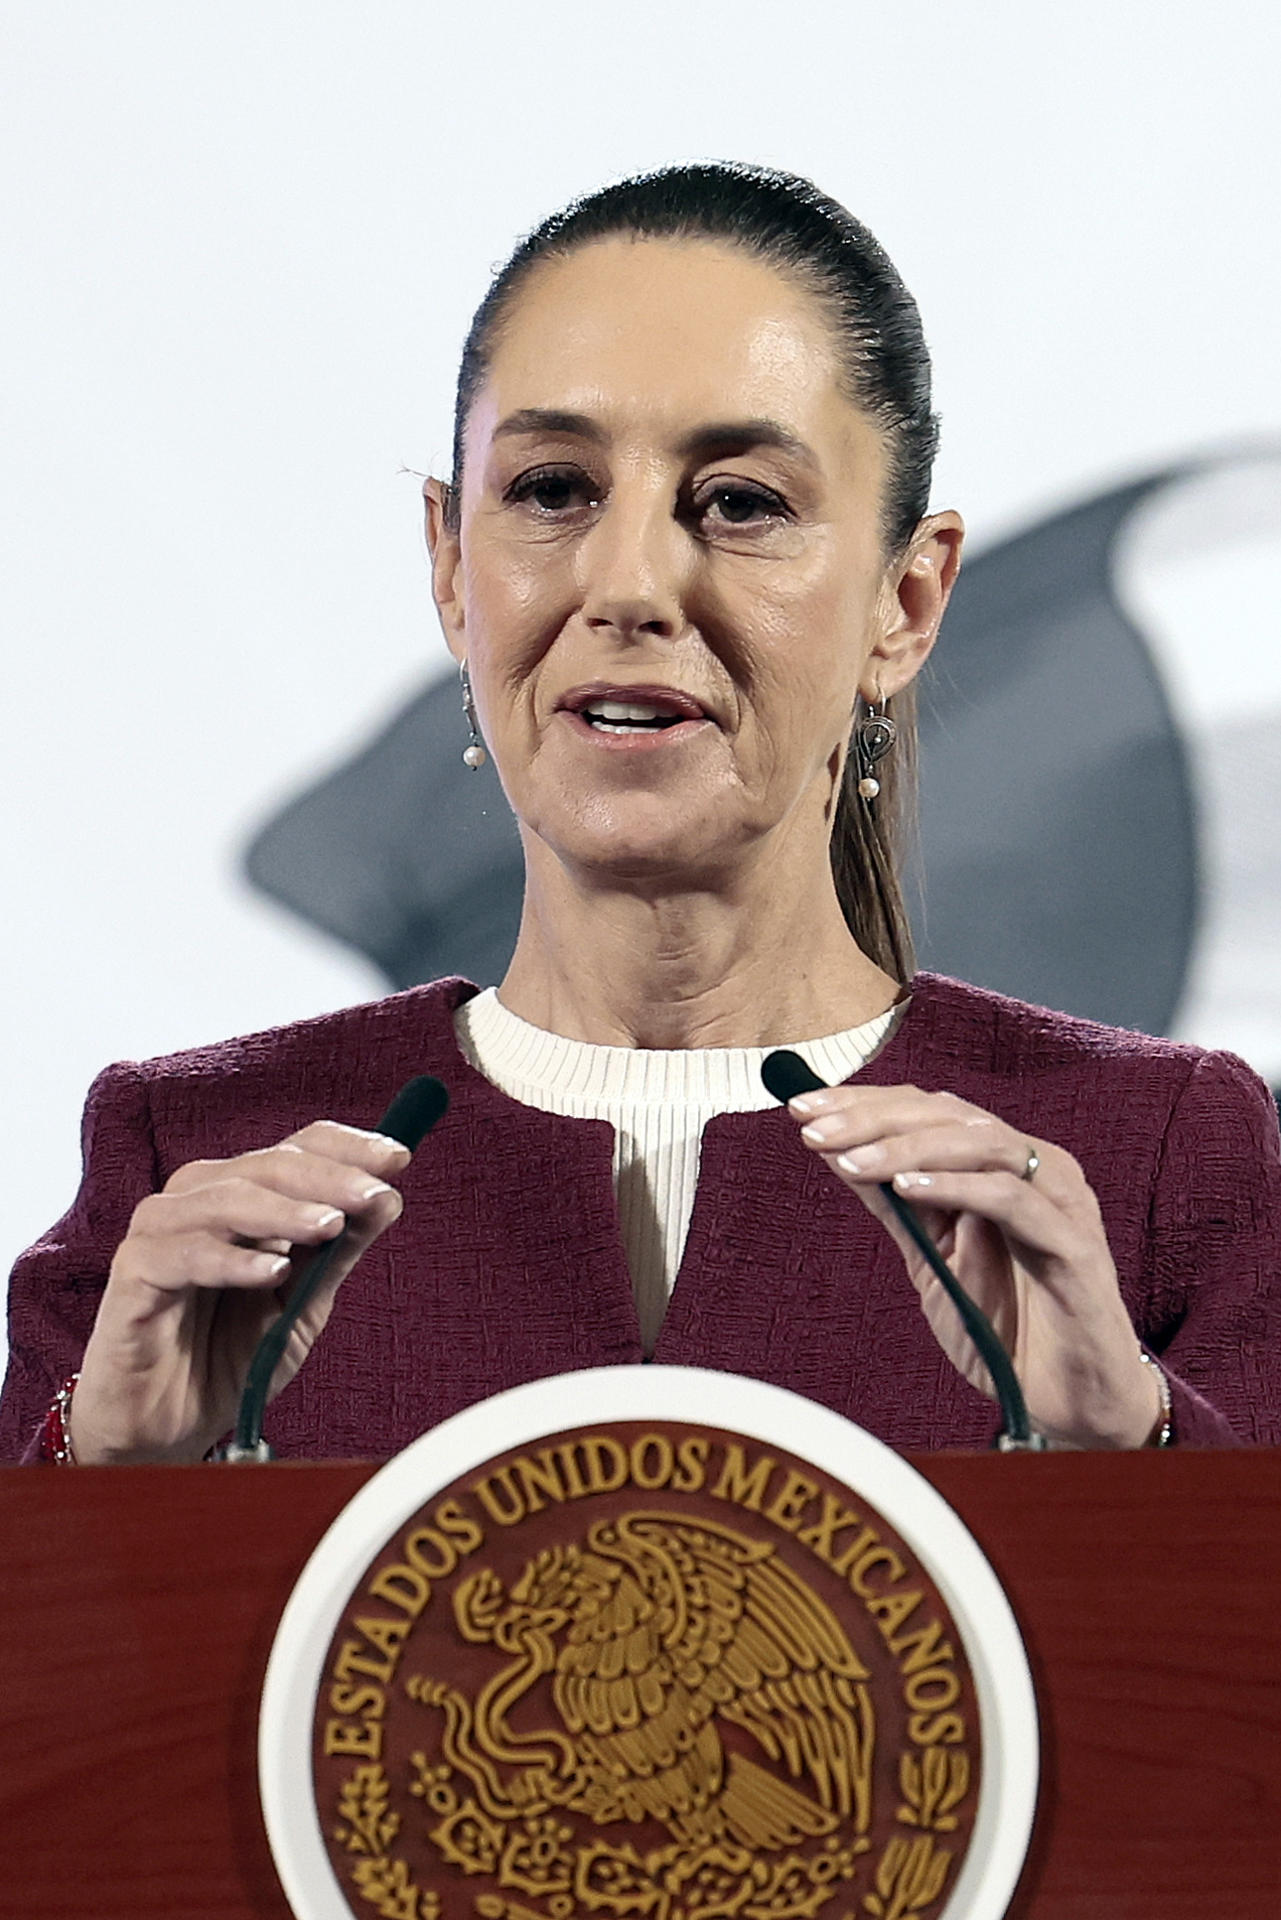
left=677, top=419, right=819, bottom=469
left=492, top=407, right=606, bottom=444
left=491, top=409, right=818, bottom=470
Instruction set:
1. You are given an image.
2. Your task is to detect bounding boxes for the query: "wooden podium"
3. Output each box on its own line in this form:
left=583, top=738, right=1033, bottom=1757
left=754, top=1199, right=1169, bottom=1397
left=2, top=1449, right=1280, bottom=1919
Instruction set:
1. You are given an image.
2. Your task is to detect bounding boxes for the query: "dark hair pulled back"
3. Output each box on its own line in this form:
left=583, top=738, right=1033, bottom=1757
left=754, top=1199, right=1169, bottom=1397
left=448, top=162, right=939, bottom=982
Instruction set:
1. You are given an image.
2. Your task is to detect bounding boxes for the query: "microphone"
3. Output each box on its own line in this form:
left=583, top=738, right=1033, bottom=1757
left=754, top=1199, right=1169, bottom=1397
left=374, top=1075, right=451, bottom=1154
left=223, top=1075, right=450, bottom=1461
left=761, top=1049, right=1042, bottom=1451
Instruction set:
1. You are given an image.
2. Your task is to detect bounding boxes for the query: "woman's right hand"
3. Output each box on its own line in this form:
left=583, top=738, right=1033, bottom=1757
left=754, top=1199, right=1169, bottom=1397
left=67, top=1122, right=412, bottom=1464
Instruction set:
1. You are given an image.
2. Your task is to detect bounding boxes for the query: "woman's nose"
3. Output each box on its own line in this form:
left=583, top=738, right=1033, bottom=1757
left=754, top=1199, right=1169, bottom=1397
left=577, top=488, right=687, bottom=641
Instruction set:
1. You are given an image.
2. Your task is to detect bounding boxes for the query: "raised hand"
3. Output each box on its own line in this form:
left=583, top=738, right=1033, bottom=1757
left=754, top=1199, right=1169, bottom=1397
left=68, top=1122, right=411, bottom=1464
left=787, top=1084, right=1163, bottom=1448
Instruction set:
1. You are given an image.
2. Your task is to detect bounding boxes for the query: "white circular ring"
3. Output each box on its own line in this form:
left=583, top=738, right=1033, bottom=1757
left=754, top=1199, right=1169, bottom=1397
left=259, top=1365, right=1039, bottom=1920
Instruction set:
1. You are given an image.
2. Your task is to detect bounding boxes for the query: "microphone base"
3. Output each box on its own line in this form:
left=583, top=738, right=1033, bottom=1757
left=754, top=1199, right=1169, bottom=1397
left=218, top=1439, right=274, bottom=1463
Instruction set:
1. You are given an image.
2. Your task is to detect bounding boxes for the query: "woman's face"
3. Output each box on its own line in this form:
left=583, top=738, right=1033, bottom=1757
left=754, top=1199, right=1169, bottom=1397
left=428, top=236, right=959, bottom=890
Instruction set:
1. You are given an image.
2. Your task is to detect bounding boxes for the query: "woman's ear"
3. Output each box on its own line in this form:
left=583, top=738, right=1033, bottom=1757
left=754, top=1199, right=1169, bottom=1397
left=424, top=477, right=466, bottom=661
left=866, top=510, right=965, bottom=699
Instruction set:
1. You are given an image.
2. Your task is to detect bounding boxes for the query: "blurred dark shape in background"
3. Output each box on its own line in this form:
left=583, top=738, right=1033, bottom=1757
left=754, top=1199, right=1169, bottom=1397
left=911, top=468, right=1194, bottom=1032
left=248, top=675, right=525, bottom=990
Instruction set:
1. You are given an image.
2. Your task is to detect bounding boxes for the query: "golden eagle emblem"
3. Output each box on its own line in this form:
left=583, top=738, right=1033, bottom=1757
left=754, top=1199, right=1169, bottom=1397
left=408, top=1511, right=875, bottom=1862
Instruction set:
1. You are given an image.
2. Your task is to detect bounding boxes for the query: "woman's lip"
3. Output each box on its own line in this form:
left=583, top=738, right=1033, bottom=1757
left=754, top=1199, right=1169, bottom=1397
left=558, top=710, right=711, bottom=749
left=558, top=683, right=713, bottom=723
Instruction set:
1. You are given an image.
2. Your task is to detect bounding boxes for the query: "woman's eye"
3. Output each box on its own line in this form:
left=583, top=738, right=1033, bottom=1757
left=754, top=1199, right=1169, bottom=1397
left=695, top=483, right=790, bottom=528
left=505, top=466, right=600, bottom=514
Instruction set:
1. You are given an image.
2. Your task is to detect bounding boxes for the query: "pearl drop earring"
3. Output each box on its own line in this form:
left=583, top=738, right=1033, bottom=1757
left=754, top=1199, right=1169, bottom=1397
left=460, top=660, right=487, bottom=770
left=855, top=692, right=896, bottom=800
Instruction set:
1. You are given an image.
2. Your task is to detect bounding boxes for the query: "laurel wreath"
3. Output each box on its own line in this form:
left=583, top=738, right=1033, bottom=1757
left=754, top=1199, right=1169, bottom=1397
left=333, top=1762, right=437, bottom=1920
left=896, top=1746, right=970, bottom=1833
left=333, top=1738, right=964, bottom=1920
left=856, top=1744, right=966, bottom=1920
left=862, top=1833, right=952, bottom=1920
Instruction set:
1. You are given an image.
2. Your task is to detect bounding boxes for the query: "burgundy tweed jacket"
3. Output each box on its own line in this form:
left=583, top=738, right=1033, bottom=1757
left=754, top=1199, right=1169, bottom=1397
left=3, top=972, right=1280, bottom=1461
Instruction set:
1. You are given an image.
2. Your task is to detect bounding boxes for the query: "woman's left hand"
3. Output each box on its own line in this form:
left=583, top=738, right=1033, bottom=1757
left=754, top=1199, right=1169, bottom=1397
left=788, top=1083, right=1163, bottom=1448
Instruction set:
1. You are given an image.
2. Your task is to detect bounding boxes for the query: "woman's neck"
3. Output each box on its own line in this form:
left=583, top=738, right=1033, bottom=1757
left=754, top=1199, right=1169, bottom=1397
left=498, top=839, right=901, bottom=1049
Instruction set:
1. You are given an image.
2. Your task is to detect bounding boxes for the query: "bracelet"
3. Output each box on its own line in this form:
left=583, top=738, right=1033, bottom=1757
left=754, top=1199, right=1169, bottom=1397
left=1138, top=1349, right=1174, bottom=1448
left=40, top=1373, right=80, bottom=1465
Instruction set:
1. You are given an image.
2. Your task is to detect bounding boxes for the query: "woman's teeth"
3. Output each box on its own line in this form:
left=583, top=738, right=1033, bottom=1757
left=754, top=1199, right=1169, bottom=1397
left=582, top=700, right=683, bottom=732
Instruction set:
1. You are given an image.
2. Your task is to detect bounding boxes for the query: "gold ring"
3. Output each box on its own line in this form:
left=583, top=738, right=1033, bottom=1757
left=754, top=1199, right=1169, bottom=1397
left=1022, top=1145, right=1040, bottom=1183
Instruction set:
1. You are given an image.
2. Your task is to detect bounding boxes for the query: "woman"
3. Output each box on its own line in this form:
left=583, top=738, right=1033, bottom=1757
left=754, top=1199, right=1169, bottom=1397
left=3, top=163, right=1279, bottom=1465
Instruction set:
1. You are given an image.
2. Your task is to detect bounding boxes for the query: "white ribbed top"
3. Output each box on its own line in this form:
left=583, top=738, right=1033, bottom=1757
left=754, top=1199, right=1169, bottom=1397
left=453, top=989, right=900, bottom=1354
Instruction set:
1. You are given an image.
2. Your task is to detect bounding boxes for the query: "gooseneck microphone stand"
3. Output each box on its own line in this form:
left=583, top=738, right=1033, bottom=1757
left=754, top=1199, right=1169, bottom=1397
left=761, top=1049, right=1045, bottom=1451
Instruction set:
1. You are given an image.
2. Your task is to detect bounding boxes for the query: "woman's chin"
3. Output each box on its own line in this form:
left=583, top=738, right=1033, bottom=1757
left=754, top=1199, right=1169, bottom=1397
left=523, top=795, right=743, bottom=890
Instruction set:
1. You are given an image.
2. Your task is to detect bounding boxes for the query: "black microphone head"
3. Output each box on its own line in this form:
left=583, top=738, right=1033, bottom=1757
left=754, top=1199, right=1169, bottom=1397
left=376, top=1075, right=450, bottom=1152
left=760, top=1049, right=829, bottom=1105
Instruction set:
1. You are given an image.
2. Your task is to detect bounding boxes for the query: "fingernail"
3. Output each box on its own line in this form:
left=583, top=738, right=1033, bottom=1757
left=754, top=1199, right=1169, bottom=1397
left=253, top=1252, right=292, bottom=1279
left=359, top=1179, right=394, bottom=1203
left=837, top=1144, right=884, bottom=1174
left=307, top=1206, right=344, bottom=1231
left=789, top=1094, right=821, bottom=1115
left=893, top=1170, right=933, bottom=1190
left=374, top=1135, right=412, bottom=1159
left=801, top=1117, right=843, bottom=1145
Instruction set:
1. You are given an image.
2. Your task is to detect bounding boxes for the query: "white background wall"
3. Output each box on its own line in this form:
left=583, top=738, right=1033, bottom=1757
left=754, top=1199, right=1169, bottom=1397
left=3, top=1, right=1279, bottom=1307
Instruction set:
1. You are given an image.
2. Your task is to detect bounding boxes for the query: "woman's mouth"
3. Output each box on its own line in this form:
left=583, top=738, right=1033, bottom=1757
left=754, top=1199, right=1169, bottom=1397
left=580, top=699, right=689, bottom=734
left=559, top=685, right=713, bottom=741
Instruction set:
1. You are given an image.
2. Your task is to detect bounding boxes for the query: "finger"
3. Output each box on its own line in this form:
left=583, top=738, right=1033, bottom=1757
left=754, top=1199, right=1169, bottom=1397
left=263, top=1204, right=405, bottom=1375
left=282, top=1120, right=413, bottom=1172
left=276, top=1189, right=406, bottom=1302
left=165, top=1145, right=401, bottom=1214
left=820, top=1123, right=1050, bottom=1188
left=309, top=1189, right=404, bottom=1268
left=112, top=1232, right=296, bottom=1294
left=789, top=1084, right=976, bottom=1129
left=797, top=1097, right=1002, bottom=1158
left=131, top=1180, right=350, bottom=1249
left=868, top=1167, right=1083, bottom=1264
